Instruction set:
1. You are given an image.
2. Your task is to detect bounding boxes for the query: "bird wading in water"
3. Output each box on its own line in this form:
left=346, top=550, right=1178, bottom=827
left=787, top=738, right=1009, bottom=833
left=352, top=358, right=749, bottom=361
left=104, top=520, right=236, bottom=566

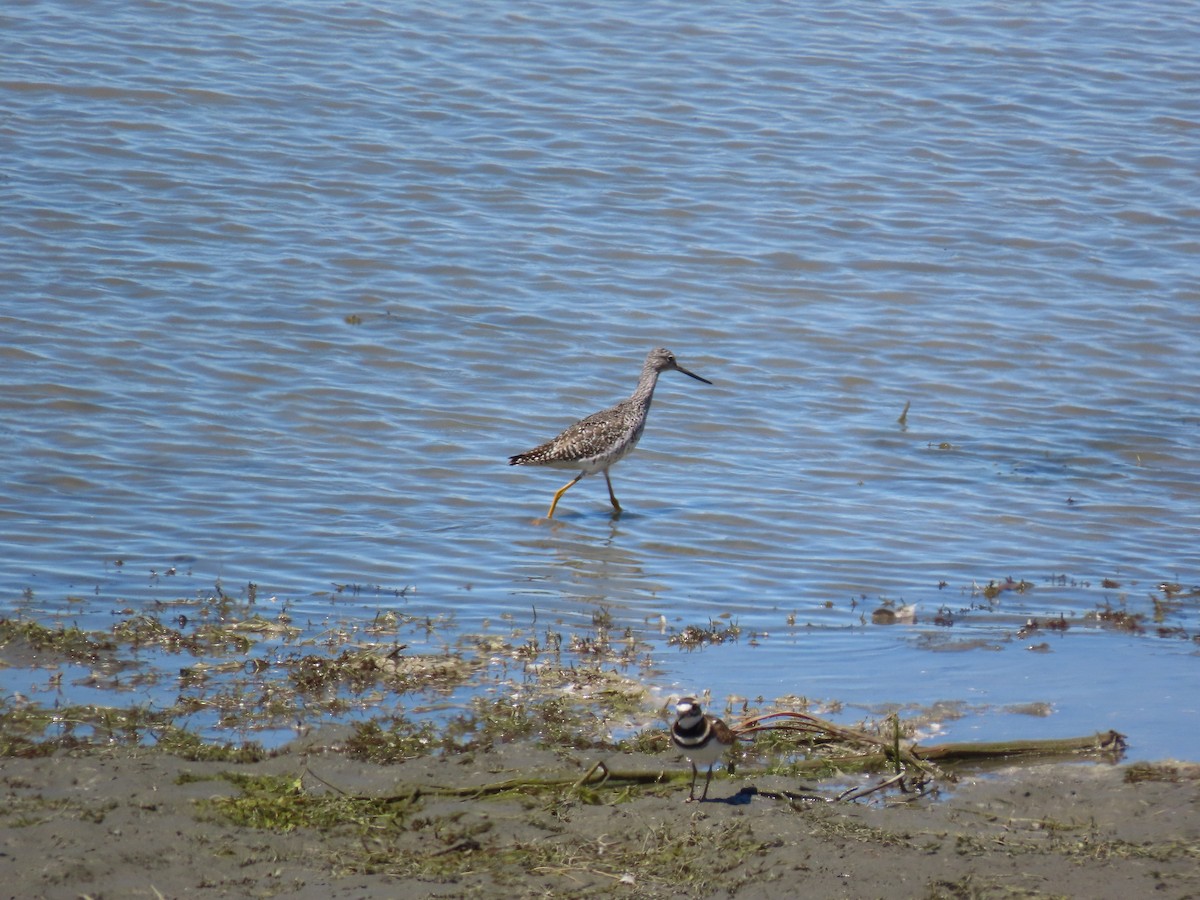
left=508, top=348, right=711, bottom=518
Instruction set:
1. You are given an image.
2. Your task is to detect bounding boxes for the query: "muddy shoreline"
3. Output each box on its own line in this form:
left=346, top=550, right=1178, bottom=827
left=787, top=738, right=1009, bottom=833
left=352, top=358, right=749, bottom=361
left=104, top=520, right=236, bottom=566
left=2, top=730, right=1198, bottom=900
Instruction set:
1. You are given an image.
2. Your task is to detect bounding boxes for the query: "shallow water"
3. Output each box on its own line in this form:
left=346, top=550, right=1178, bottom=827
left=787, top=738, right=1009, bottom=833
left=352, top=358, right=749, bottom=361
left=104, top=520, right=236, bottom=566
left=3, top=1, right=1198, bottom=757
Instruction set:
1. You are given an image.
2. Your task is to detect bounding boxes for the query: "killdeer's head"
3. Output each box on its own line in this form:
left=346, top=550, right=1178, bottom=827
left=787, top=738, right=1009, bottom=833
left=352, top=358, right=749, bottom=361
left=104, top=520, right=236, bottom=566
left=674, top=696, right=703, bottom=726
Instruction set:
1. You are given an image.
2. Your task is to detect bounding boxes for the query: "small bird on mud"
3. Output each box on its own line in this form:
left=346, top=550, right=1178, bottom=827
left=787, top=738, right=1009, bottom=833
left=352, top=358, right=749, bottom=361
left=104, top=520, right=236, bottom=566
left=670, top=696, right=736, bottom=802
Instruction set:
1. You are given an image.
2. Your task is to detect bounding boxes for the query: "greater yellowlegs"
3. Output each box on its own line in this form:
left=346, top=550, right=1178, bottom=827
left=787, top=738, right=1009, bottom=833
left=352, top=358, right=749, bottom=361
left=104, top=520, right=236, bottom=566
left=508, top=347, right=712, bottom=518
left=671, top=697, right=736, bottom=802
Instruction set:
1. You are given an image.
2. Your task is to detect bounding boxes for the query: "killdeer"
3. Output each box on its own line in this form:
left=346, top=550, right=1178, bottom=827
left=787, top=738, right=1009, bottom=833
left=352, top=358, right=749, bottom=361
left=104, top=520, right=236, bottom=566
left=670, top=696, right=736, bottom=802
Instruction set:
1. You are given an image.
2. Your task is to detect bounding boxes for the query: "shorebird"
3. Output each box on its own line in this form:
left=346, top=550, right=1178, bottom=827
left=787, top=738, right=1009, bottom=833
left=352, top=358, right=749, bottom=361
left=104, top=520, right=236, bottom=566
left=508, top=348, right=711, bottom=518
left=670, top=696, right=736, bottom=802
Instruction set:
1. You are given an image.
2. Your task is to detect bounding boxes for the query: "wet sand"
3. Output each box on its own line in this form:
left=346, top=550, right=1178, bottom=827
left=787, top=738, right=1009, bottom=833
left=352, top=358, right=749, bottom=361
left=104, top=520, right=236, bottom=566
left=2, top=732, right=1198, bottom=899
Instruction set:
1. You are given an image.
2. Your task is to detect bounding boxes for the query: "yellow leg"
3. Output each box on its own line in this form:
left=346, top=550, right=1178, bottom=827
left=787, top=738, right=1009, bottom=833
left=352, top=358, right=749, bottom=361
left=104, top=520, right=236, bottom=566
left=546, top=473, right=584, bottom=518
left=603, top=471, right=621, bottom=511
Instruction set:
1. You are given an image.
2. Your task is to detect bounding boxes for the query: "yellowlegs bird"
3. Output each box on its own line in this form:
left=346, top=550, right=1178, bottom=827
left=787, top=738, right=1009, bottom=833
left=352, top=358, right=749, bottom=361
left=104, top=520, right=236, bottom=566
left=671, top=696, right=736, bottom=802
left=508, top=347, right=712, bottom=518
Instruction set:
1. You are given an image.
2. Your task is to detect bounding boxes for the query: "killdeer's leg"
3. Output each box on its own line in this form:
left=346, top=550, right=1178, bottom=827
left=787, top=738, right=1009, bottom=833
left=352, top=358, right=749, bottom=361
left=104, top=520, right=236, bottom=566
left=686, top=761, right=699, bottom=802
left=700, top=764, right=714, bottom=801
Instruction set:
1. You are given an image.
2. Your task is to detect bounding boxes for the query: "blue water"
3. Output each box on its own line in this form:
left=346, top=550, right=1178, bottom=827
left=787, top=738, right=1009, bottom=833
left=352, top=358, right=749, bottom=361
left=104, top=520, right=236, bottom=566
left=2, top=0, right=1198, bottom=758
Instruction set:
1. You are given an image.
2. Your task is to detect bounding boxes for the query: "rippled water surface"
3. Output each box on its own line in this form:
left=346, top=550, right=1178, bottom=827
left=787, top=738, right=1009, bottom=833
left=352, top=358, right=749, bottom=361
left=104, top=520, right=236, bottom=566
left=3, top=1, right=1199, bottom=757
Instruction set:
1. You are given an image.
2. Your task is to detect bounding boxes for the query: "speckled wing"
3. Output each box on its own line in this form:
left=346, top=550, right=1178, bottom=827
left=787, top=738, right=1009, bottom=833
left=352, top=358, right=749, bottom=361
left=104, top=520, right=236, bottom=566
left=509, top=399, right=643, bottom=469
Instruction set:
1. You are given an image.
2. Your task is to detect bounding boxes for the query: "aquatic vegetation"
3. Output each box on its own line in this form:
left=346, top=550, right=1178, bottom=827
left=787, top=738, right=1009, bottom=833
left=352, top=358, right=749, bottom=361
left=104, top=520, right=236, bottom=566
left=0, top=617, right=116, bottom=659
left=0, top=564, right=1194, bottom=766
left=666, top=618, right=742, bottom=649
left=977, top=577, right=1034, bottom=602
left=0, top=583, right=658, bottom=755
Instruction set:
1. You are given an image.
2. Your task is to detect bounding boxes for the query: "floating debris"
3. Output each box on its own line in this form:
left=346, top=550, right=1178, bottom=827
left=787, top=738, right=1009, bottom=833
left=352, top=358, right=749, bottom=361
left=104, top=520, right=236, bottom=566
left=667, top=620, right=742, bottom=650
left=871, top=604, right=917, bottom=625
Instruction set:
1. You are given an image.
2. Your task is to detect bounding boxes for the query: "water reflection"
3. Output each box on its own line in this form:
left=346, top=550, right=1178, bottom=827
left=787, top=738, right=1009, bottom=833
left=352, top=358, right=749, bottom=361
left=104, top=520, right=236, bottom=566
left=513, top=517, right=663, bottom=616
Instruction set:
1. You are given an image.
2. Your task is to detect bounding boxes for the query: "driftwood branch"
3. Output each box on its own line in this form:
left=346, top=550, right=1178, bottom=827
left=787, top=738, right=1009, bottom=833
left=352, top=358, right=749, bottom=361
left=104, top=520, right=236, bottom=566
left=732, top=710, right=943, bottom=779
left=914, top=729, right=1127, bottom=762
left=347, top=722, right=1127, bottom=806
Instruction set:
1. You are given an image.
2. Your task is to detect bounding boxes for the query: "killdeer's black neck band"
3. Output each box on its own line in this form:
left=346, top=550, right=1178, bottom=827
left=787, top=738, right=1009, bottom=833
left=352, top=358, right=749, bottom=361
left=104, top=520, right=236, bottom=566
left=673, top=717, right=712, bottom=746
